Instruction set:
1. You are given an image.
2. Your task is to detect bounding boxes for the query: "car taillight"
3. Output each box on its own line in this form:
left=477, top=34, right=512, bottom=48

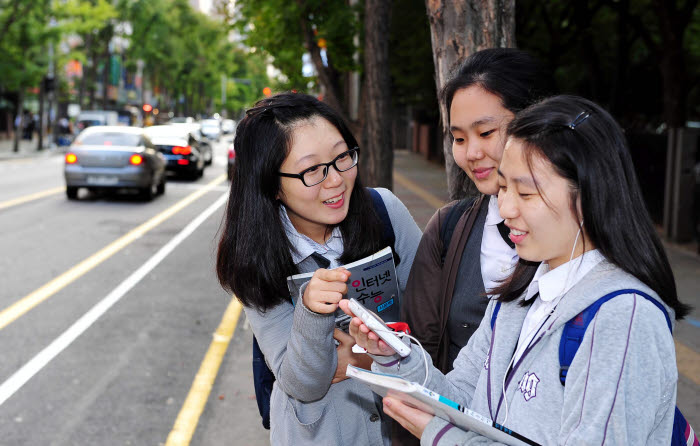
left=177, top=159, right=189, bottom=165
left=172, top=146, right=192, bottom=155
left=228, top=149, right=236, bottom=159
left=130, top=154, right=143, bottom=165
left=65, top=153, right=78, bottom=164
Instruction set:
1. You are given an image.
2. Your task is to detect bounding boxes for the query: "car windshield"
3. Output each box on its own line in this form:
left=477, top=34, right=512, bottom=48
left=79, top=132, right=141, bottom=146
left=77, top=119, right=102, bottom=130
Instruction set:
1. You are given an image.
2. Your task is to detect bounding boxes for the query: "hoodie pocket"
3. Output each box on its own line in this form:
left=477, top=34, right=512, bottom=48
left=277, top=397, right=341, bottom=442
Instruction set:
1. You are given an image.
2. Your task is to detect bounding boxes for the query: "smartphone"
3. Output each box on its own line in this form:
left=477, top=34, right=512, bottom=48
left=347, top=298, right=411, bottom=357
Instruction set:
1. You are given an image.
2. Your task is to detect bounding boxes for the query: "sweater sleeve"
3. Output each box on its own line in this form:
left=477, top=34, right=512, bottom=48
left=372, top=300, right=513, bottom=446
left=558, top=294, right=677, bottom=445
left=370, top=299, right=497, bottom=412
left=243, top=290, right=337, bottom=402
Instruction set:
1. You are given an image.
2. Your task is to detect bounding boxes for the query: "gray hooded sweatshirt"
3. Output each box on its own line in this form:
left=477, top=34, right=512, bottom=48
left=244, top=188, right=422, bottom=445
left=371, top=260, right=677, bottom=445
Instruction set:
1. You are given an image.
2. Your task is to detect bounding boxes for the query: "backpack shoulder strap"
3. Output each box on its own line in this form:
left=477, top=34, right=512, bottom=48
left=367, top=188, right=399, bottom=266
left=559, top=288, right=671, bottom=385
left=439, top=196, right=477, bottom=265
left=490, top=301, right=502, bottom=330
left=367, top=188, right=395, bottom=247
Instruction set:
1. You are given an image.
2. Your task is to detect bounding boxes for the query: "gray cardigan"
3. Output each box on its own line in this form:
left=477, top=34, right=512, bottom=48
left=244, top=188, right=422, bottom=445
left=372, top=261, right=677, bottom=445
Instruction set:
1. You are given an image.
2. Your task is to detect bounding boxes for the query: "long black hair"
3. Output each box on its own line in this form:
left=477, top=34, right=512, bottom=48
left=493, top=95, right=690, bottom=319
left=440, top=48, right=551, bottom=120
left=216, top=92, right=387, bottom=312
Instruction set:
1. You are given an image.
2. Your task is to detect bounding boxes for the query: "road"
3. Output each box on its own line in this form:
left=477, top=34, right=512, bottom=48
left=0, top=137, right=268, bottom=445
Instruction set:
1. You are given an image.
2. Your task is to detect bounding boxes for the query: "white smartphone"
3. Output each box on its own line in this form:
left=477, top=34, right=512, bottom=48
left=347, top=298, right=411, bottom=357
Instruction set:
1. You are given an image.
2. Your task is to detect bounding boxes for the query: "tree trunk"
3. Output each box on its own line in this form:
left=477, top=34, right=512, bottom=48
left=424, top=0, right=515, bottom=200
left=363, top=0, right=393, bottom=189
left=295, top=0, right=346, bottom=121
left=652, top=0, right=690, bottom=129
left=38, top=80, right=45, bottom=151
left=13, top=89, right=24, bottom=153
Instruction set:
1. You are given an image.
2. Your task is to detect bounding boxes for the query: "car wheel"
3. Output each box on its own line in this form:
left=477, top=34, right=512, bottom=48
left=66, top=186, right=78, bottom=200
left=205, top=150, right=213, bottom=166
left=156, top=176, right=166, bottom=195
left=140, top=181, right=157, bottom=201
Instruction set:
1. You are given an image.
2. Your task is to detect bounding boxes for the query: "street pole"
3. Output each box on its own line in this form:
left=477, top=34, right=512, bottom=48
left=221, top=74, right=226, bottom=117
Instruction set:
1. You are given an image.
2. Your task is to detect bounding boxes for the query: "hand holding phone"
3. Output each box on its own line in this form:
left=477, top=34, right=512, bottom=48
left=346, top=298, right=411, bottom=357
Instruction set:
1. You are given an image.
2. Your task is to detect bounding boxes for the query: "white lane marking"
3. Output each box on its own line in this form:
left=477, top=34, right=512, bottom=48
left=0, top=192, right=229, bottom=407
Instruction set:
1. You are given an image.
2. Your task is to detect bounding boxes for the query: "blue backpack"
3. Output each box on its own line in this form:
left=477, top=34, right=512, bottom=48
left=491, top=289, right=698, bottom=446
left=252, top=188, right=397, bottom=429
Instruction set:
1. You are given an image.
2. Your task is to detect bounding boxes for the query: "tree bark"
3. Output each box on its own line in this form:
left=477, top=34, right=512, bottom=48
left=13, top=88, right=24, bottom=153
left=38, top=79, right=45, bottom=151
left=363, top=0, right=393, bottom=189
left=424, top=0, right=515, bottom=200
left=652, top=0, right=693, bottom=129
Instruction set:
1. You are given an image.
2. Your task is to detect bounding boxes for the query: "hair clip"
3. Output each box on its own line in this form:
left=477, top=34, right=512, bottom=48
left=567, top=111, right=591, bottom=130
left=245, top=107, right=270, bottom=117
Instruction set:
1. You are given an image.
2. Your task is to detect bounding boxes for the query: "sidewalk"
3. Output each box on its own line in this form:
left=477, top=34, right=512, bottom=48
left=0, top=135, right=58, bottom=160
left=391, top=148, right=700, bottom=427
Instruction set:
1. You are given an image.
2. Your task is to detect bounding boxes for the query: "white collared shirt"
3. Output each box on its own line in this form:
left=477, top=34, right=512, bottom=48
left=512, top=249, right=605, bottom=364
left=279, top=205, right=344, bottom=269
left=481, top=195, right=519, bottom=296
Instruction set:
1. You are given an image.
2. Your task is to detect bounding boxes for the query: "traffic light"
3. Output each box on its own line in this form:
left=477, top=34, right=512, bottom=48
left=262, top=87, right=272, bottom=97
left=142, top=104, right=153, bottom=113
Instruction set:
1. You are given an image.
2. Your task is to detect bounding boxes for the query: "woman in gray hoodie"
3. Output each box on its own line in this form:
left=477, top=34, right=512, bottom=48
left=343, top=95, right=690, bottom=445
left=216, top=92, right=421, bottom=445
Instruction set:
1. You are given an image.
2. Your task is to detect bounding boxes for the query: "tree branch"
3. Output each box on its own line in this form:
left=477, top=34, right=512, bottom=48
left=294, top=0, right=347, bottom=120
left=0, top=0, right=35, bottom=46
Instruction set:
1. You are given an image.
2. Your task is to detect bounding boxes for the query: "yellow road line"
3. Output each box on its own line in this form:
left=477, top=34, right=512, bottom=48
left=0, top=186, right=64, bottom=211
left=397, top=166, right=700, bottom=388
left=165, top=297, right=243, bottom=446
left=393, top=170, right=446, bottom=209
left=0, top=174, right=227, bottom=331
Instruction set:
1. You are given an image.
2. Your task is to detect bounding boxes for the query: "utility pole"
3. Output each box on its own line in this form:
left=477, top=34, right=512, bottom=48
left=221, top=74, right=226, bottom=117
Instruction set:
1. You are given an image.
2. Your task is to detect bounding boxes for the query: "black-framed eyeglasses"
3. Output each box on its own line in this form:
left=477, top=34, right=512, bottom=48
left=278, top=147, right=360, bottom=187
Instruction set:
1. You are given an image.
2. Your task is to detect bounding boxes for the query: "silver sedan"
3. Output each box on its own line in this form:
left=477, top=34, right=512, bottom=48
left=64, top=126, right=167, bottom=201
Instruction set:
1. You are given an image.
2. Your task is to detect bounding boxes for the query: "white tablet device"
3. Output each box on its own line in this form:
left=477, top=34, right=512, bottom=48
left=348, top=298, right=411, bottom=357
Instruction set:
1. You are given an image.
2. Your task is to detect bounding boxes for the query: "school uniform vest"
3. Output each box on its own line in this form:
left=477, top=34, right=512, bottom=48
left=446, top=200, right=489, bottom=367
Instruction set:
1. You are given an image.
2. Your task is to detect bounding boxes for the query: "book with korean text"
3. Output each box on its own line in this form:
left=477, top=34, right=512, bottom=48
left=287, top=246, right=400, bottom=332
left=346, top=365, right=540, bottom=446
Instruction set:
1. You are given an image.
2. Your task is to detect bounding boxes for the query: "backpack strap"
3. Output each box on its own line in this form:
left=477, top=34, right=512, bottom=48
left=367, top=188, right=399, bottom=266
left=490, top=301, right=502, bottom=330
left=559, top=288, right=671, bottom=386
left=439, top=197, right=477, bottom=266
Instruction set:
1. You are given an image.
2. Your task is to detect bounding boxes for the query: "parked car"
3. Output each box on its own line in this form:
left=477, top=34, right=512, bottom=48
left=200, top=119, right=221, bottom=142
left=227, top=142, right=236, bottom=180
left=167, top=122, right=213, bottom=165
left=64, top=126, right=166, bottom=200
left=75, top=110, right=120, bottom=134
left=144, top=125, right=206, bottom=179
left=221, top=119, right=236, bottom=134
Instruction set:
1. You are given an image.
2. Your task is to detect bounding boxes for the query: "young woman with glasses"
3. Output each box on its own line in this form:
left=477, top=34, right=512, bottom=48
left=342, top=95, right=691, bottom=445
left=216, top=92, right=421, bottom=445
